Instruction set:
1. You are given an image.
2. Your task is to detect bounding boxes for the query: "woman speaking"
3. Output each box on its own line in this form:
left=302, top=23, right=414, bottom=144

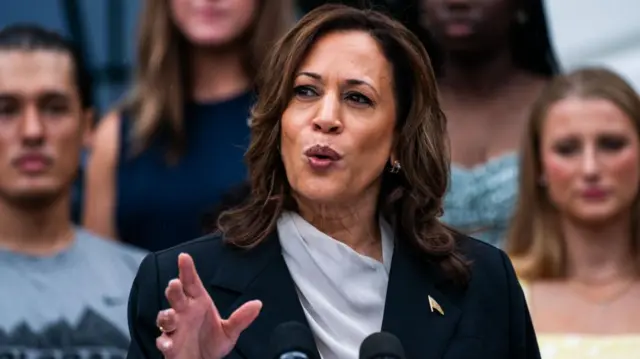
left=126, top=5, right=539, bottom=359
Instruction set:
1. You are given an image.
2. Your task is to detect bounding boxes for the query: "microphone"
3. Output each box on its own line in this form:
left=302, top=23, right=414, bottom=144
left=268, top=321, right=319, bottom=359
left=359, top=332, right=406, bottom=359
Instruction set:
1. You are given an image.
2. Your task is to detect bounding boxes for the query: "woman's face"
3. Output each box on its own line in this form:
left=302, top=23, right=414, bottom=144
left=540, top=97, right=640, bottom=224
left=170, top=0, right=257, bottom=46
left=421, top=0, right=516, bottom=52
left=280, top=30, right=397, bottom=206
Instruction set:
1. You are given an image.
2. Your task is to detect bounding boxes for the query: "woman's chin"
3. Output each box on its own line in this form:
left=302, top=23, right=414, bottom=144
left=292, top=183, right=349, bottom=206
left=569, top=200, right=629, bottom=225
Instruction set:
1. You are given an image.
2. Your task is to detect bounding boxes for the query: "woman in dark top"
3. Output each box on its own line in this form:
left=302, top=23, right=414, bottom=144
left=113, top=94, right=254, bottom=251
left=416, top=0, right=559, bottom=246
left=83, top=0, right=294, bottom=251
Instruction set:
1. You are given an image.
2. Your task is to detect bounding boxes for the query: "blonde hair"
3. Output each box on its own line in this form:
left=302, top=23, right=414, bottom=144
left=506, top=68, right=640, bottom=280
left=124, top=0, right=294, bottom=157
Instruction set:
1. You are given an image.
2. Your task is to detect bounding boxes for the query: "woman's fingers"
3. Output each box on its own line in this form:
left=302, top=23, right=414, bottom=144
left=165, top=279, right=188, bottom=312
left=178, top=253, right=206, bottom=298
left=156, top=334, right=174, bottom=356
left=172, top=253, right=223, bottom=324
left=156, top=308, right=178, bottom=334
left=221, top=300, right=263, bottom=342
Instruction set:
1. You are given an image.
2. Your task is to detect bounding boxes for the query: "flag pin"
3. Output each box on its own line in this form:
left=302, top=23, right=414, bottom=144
left=428, top=295, right=444, bottom=316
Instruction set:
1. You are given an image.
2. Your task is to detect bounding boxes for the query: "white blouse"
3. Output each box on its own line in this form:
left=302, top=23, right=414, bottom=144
left=277, top=211, right=394, bottom=359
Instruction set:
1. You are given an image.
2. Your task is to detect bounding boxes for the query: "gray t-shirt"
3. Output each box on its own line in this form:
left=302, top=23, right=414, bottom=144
left=0, top=228, right=147, bottom=359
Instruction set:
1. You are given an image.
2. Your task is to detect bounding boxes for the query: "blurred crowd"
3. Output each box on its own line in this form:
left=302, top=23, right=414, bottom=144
left=0, top=1, right=638, bottom=359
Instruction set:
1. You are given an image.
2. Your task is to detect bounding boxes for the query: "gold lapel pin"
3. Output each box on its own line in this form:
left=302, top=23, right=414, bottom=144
left=428, top=295, right=444, bottom=316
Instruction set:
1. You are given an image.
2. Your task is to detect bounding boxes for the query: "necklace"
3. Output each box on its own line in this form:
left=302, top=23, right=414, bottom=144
left=568, top=278, right=637, bottom=306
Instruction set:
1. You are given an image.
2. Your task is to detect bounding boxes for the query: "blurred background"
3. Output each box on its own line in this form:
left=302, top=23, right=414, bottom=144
left=1, top=0, right=140, bottom=114
left=2, top=1, right=640, bottom=358
left=3, top=0, right=640, bottom=115
left=5, top=0, right=638, bottom=226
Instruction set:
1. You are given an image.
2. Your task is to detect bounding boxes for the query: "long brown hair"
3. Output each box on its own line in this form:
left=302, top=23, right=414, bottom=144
left=506, top=68, right=640, bottom=280
left=124, top=0, right=293, bottom=157
left=218, top=4, right=470, bottom=285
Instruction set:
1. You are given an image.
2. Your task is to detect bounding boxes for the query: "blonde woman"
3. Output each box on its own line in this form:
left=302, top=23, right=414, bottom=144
left=84, top=0, right=293, bottom=251
left=507, top=68, right=640, bottom=358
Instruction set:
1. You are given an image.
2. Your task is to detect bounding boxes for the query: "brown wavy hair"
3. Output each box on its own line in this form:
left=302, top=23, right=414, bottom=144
left=218, top=4, right=470, bottom=285
left=123, top=0, right=293, bottom=157
left=506, top=68, right=640, bottom=280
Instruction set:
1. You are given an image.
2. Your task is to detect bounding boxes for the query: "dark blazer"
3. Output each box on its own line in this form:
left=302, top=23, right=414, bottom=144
left=126, top=231, right=540, bottom=359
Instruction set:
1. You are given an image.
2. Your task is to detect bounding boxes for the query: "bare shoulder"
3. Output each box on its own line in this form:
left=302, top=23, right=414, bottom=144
left=82, top=110, right=123, bottom=235
left=90, top=111, right=122, bottom=162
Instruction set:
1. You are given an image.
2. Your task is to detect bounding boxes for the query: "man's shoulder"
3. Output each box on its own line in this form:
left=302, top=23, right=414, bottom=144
left=76, top=228, right=147, bottom=264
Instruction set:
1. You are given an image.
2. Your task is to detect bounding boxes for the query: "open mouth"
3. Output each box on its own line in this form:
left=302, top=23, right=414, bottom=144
left=304, top=145, right=342, bottom=161
left=304, top=145, right=342, bottom=170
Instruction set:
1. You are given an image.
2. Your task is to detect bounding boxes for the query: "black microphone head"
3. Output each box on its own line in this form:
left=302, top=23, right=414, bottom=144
left=359, top=332, right=406, bottom=359
left=268, top=321, right=319, bottom=359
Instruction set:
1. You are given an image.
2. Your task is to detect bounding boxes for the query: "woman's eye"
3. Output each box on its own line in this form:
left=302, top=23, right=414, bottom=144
left=553, top=143, right=579, bottom=156
left=293, top=85, right=318, bottom=98
left=599, top=136, right=628, bottom=151
left=345, top=92, right=373, bottom=106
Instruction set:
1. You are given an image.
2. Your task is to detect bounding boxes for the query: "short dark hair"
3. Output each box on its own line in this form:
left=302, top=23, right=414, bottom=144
left=0, top=24, right=93, bottom=109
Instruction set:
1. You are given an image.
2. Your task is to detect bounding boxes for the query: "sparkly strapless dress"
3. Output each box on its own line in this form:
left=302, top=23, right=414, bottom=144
left=440, top=153, right=519, bottom=248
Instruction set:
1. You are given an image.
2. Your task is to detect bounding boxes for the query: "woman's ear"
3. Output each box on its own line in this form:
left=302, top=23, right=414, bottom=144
left=390, top=134, right=400, bottom=162
left=389, top=153, right=398, bottom=165
left=388, top=152, right=402, bottom=174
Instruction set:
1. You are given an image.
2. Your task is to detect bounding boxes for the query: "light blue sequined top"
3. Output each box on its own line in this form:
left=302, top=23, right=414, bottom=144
left=440, top=153, right=520, bottom=248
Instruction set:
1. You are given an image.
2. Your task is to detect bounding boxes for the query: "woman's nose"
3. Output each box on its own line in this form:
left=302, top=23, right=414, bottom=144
left=580, top=147, right=601, bottom=180
left=312, top=93, right=343, bottom=134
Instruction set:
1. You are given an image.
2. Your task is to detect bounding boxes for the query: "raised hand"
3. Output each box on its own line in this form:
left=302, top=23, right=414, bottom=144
left=155, top=253, right=262, bottom=359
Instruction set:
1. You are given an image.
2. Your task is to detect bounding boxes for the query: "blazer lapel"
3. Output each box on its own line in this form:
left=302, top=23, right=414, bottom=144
left=209, top=233, right=320, bottom=359
left=382, top=240, right=462, bottom=359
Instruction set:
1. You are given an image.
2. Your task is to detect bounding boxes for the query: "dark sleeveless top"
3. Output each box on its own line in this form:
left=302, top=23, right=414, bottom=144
left=116, top=91, right=254, bottom=251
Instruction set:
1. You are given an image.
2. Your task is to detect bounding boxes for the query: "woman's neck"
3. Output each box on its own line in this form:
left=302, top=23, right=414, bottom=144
left=0, top=195, right=75, bottom=256
left=189, top=46, right=251, bottom=103
left=296, top=188, right=381, bottom=259
left=438, top=48, right=522, bottom=98
left=562, top=214, right=637, bottom=284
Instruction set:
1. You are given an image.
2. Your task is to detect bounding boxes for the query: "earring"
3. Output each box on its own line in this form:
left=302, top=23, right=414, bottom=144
left=389, top=160, right=402, bottom=174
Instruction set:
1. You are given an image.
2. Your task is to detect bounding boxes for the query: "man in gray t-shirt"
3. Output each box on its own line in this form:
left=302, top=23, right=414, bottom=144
left=0, top=229, right=146, bottom=359
left=0, top=26, right=147, bottom=359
